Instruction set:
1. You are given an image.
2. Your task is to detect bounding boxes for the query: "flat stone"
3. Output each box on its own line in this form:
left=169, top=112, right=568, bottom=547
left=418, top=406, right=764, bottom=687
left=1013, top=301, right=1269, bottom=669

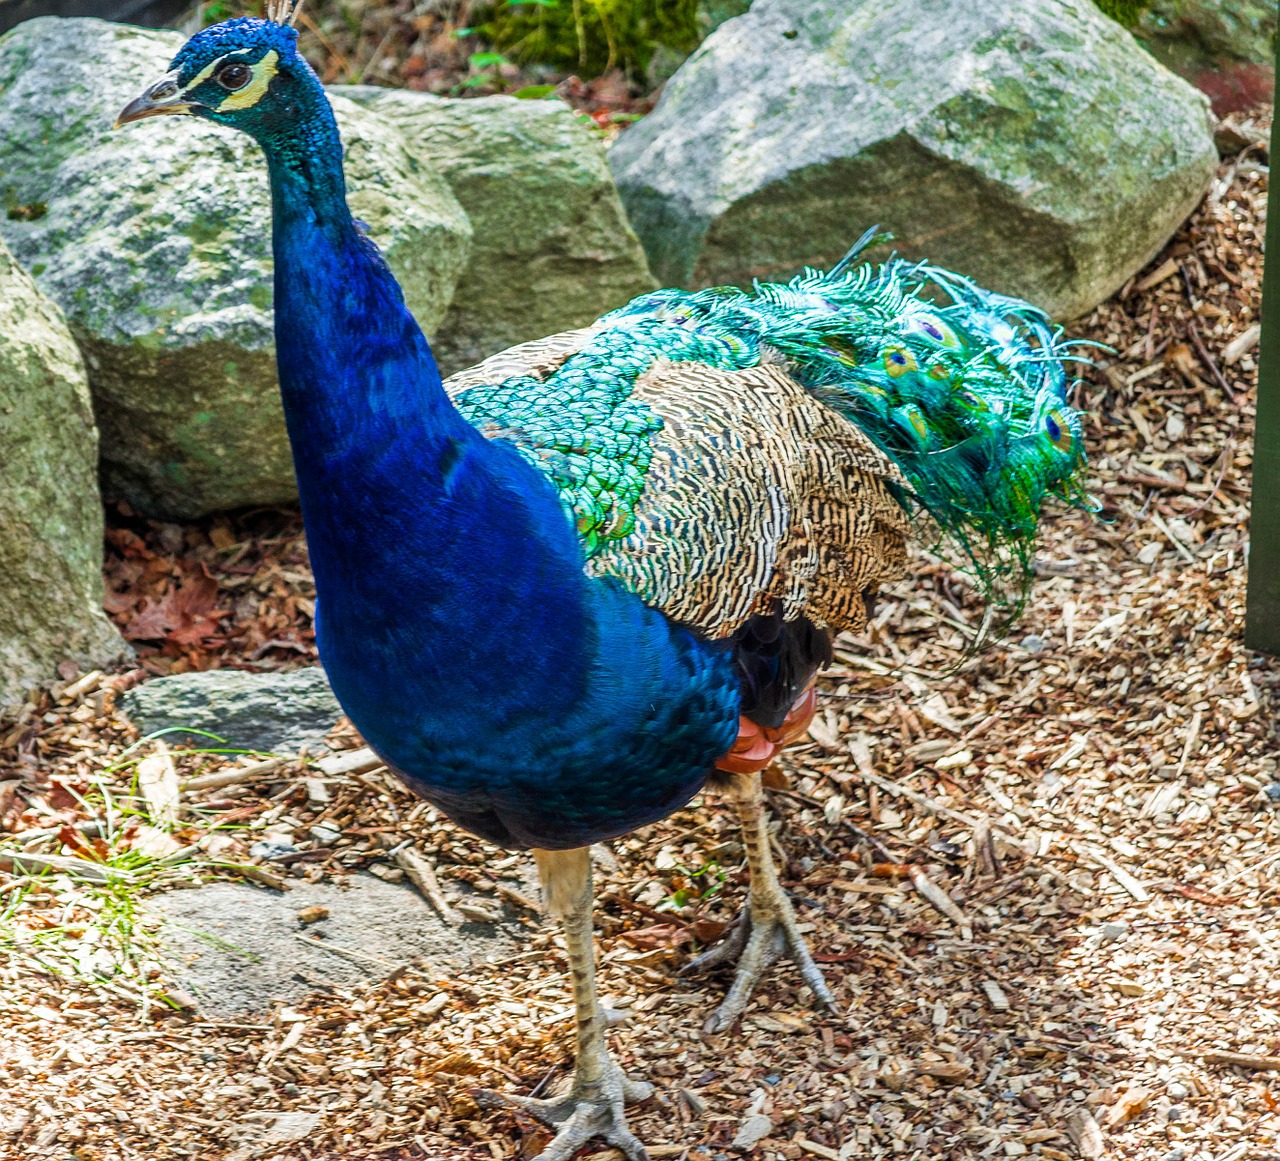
left=0, top=236, right=127, bottom=707
left=0, top=18, right=471, bottom=518
left=609, top=0, right=1218, bottom=320
left=119, top=666, right=341, bottom=754
left=342, top=87, right=655, bottom=374
left=148, top=870, right=533, bottom=1016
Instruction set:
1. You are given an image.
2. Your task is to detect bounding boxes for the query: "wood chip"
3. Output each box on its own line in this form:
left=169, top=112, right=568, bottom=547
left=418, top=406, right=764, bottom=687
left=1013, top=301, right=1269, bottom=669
left=981, top=980, right=1010, bottom=1012
left=730, top=1113, right=773, bottom=1151
left=1064, top=1107, right=1105, bottom=1159
left=1104, top=1085, right=1153, bottom=1127
left=314, top=747, right=382, bottom=777
left=137, top=743, right=179, bottom=827
left=395, top=845, right=460, bottom=924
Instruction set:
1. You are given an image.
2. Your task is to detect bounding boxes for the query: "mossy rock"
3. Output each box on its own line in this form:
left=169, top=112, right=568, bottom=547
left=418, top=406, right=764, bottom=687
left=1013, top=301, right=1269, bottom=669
left=0, top=18, right=472, bottom=518
left=341, top=88, right=655, bottom=375
left=0, top=237, right=127, bottom=706
left=608, top=0, right=1218, bottom=321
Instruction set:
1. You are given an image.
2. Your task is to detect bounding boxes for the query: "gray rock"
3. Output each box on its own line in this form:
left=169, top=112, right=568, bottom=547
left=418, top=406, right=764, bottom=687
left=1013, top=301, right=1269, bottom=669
left=119, top=666, right=341, bottom=754
left=1135, top=0, right=1277, bottom=114
left=341, top=87, right=655, bottom=374
left=0, top=237, right=127, bottom=708
left=608, top=0, right=1218, bottom=320
left=0, top=18, right=472, bottom=518
left=149, top=870, right=532, bottom=1016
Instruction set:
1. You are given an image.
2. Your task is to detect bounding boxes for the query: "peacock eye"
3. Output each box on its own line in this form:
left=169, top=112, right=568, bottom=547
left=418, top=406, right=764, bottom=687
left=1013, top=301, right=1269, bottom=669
left=216, top=62, right=252, bottom=90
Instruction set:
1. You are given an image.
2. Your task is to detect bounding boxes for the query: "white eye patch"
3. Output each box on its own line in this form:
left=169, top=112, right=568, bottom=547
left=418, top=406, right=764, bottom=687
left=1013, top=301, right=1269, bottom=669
left=216, top=50, right=280, bottom=112
left=176, top=49, right=280, bottom=112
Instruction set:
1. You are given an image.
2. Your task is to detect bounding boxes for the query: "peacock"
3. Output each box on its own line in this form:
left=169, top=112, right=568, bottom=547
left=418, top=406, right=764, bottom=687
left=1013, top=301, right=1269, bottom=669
left=116, top=8, right=1087, bottom=1158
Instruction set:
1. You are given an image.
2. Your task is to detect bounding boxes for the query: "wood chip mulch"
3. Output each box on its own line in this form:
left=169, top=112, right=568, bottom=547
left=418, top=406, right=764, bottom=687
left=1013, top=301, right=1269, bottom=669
left=1, top=113, right=1278, bottom=1161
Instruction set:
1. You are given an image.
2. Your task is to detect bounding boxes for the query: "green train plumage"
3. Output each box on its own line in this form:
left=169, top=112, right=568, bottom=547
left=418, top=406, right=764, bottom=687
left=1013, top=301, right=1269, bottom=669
left=454, top=246, right=1090, bottom=610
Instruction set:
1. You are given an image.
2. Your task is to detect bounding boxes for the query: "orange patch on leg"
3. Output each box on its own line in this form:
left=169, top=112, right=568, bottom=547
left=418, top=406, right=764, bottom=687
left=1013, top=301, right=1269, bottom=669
left=714, top=685, right=818, bottom=775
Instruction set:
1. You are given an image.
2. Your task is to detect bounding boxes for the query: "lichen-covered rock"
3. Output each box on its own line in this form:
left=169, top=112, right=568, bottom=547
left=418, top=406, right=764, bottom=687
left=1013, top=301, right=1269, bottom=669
left=1135, top=0, right=1277, bottom=114
left=0, top=238, right=126, bottom=707
left=342, top=88, right=654, bottom=374
left=609, top=0, right=1218, bottom=320
left=119, top=666, right=341, bottom=753
left=0, top=18, right=471, bottom=518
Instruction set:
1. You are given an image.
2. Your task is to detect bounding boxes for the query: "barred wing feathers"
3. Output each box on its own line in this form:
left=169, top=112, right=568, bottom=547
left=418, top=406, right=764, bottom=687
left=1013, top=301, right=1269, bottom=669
left=442, top=335, right=908, bottom=640
left=441, top=254, right=1088, bottom=639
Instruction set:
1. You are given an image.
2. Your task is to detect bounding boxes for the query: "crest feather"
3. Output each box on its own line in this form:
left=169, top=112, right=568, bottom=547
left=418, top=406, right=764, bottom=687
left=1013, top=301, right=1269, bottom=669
left=264, top=0, right=303, bottom=25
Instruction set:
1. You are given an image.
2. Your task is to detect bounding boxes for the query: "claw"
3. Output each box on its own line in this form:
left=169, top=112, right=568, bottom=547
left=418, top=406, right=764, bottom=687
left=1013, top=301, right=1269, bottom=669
left=483, top=1061, right=653, bottom=1160
left=691, top=894, right=836, bottom=1035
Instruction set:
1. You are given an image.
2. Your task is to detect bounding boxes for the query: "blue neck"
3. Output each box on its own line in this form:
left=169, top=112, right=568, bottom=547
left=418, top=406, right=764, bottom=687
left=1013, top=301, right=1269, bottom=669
left=254, top=78, right=737, bottom=848
left=260, top=87, right=598, bottom=753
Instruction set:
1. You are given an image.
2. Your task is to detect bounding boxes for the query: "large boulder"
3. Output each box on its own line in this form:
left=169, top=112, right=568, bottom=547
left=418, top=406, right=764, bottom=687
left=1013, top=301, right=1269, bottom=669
left=0, top=18, right=472, bottom=519
left=608, top=0, right=1219, bottom=320
left=1134, top=0, right=1277, bottom=114
left=342, top=88, right=655, bottom=375
left=0, top=238, right=127, bottom=707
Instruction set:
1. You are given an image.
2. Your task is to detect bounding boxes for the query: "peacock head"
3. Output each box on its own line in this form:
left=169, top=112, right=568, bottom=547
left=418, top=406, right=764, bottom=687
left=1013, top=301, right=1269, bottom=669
left=115, top=3, right=318, bottom=143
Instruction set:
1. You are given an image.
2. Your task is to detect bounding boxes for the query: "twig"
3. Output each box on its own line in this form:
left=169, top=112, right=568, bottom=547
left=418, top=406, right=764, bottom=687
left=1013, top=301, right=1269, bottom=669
left=1186, top=318, right=1237, bottom=403
left=1183, top=442, right=1235, bottom=519
left=294, top=933, right=406, bottom=972
left=1201, top=1050, right=1280, bottom=1071
left=0, top=853, right=126, bottom=884
left=396, top=845, right=459, bottom=924
left=182, top=756, right=290, bottom=793
left=1174, top=710, right=1203, bottom=779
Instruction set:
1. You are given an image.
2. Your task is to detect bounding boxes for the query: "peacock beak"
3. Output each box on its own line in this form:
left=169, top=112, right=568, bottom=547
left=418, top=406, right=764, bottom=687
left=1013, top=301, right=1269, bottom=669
left=114, top=71, right=194, bottom=127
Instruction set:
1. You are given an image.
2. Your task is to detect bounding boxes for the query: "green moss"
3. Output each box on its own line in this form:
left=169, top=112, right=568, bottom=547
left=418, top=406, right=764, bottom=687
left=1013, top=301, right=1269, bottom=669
left=1094, top=0, right=1152, bottom=28
left=478, top=0, right=700, bottom=79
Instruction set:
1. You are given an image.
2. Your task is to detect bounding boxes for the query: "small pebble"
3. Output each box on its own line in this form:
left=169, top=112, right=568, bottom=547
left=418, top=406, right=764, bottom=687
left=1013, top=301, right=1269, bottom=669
left=1100, top=922, right=1128, bottom=943
left=1264, top=783, right=1280, bottom=802
left=249, top=838, right=295, bottom=861
left=1019, top=633, right=1046, bottom=653
left=1166, top=1081, right=1189, bottom=1099
left=309, top=824, right=342, bottom=845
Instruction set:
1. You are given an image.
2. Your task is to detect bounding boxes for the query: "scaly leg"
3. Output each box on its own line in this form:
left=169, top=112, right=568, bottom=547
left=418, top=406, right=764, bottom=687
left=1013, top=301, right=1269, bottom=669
left=486, top=847, right=652, bottom=1160
left=686, top=771, right=836, bottom=1033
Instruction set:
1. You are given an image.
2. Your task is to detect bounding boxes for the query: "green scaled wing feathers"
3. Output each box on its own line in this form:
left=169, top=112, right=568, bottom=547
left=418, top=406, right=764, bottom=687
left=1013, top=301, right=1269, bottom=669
left=448, top=252, right=1091, bottom=615
left=598, top=259, right=1092, bottom=610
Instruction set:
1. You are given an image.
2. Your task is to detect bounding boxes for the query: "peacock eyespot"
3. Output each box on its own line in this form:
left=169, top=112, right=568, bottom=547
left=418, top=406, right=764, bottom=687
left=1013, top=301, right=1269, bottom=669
left=1045, top=409, right=1074, bottom=451
left=216, top=62, right=253, bottom=91
left=883, top=346, right=918, bottom=378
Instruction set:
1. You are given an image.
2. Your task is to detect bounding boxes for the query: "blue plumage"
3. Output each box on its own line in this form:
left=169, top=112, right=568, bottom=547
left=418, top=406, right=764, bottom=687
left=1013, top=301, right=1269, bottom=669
left=152, top=21, right=732, bottom=849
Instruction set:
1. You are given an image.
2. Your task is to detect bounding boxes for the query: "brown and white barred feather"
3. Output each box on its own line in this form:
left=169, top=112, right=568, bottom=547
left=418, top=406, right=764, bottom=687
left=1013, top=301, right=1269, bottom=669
left=443, top=332, right=911, bottom=642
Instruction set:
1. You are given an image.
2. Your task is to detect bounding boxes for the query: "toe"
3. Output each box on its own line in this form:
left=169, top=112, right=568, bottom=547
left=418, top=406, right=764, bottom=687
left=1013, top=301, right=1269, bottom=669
left=621, top=1076, right=655, bottom=1104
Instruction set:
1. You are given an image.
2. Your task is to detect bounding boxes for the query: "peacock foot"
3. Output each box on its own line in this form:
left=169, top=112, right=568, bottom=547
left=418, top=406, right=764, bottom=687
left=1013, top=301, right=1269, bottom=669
left=684, top=884, right=836, bottom=1034
left=482, top=1055, right=654, bottom=1161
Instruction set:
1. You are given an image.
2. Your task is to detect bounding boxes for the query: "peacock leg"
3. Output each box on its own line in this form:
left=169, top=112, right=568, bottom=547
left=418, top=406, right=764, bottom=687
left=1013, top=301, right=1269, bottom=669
left=489, top=847, right=652, bottom=1161
left=686, top=771, right=836, bottom=1034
